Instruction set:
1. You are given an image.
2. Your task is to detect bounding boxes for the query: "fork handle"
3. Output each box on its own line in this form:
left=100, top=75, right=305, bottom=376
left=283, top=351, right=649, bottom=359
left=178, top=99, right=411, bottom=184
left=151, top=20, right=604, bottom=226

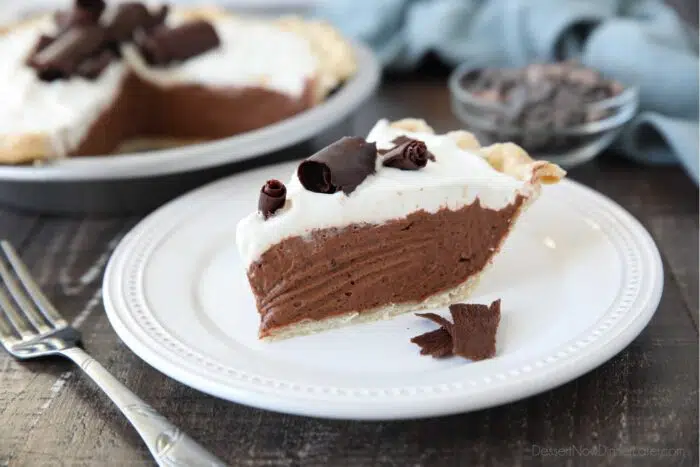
left=62, top=347, right=228, bottom=467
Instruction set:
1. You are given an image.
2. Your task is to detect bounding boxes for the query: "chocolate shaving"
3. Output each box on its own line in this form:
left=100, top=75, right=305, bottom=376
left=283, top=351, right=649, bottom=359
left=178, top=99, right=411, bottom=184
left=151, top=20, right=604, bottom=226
left=297, top=137, right=377, bottom=195
left=76, top=48, right=116, bottom=80
left=415, top=312, right=453, bottom=332
left=449, top=299, right=501, bottom=361
left=258, top=179, right=287, bottom=220
left=378, top=136, right=435, bottom=162
left=55, top=0, right=106, bottom=33
left=33, top=26, right=107, bottom=81
left=24, top=35, right=56, bottom=67
left=411, top=300, right=501, bottom=361
left=382, top=139, right=430, bottom=170
left=136, top=20, right=220, bottom=66
left=410, top=328, right=453, bottom=358
left=104, top=2, right=169, bottom=43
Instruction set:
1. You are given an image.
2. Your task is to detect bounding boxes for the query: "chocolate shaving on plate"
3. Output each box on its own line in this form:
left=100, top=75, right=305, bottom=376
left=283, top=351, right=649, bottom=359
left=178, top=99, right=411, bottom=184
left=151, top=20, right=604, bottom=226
left=411, top=299, right=501, bottom=361
left=415, top=312, right=453, bottom=331
left=410, top=328, right=453, bottom=358
left=449, top=299, right=501, bottom=361
left=382, top=138, right=430, bottom=170
left=136, top=20, right=220, bottom=66
left=258, top=179, right=287, bottom=219
left=297, top=137, right=377, bottom=195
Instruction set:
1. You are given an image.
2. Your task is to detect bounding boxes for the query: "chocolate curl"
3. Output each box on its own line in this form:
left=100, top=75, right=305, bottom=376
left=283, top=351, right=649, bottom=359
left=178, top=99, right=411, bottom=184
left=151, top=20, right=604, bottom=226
left=410, top=328, right=453, bottom=358
left=379, top=135, right=435, bottom=161
left=258, top=179, right=287, bottom=220
left=411, top=312, right=454, bottom=357
left=54, top=0, right=106, bottom=32
left=33, top=26, right=107, bottom=81
left=24, top=35, right=56, bottom=67
left=297, top=137, right=377, bottom=195
left=135, top=20, right=220, bottom=66
left=449, top=299, right=501, bottom=361
left=76, top=48, right=116, bottom=80
left=382, top=139, right=430, bottom=170
left=104, top=2, right=169, bottom=43
left=415, top=312, right=453, bottom=332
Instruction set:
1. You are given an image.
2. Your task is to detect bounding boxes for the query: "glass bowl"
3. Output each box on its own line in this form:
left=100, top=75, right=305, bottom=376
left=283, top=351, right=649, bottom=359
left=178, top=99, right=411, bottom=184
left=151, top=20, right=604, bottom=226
left=448, top=62, right=639, bottom=168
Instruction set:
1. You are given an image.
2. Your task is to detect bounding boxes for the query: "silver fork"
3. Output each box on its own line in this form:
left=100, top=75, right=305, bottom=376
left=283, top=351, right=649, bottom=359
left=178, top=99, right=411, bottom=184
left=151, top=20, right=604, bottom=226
left=0, top=240, right=228, bottom=467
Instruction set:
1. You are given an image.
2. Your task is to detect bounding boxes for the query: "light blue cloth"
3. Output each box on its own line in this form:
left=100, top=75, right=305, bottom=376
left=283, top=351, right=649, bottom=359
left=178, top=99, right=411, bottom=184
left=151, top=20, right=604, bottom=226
left=315, top=0, right=700, bottom=183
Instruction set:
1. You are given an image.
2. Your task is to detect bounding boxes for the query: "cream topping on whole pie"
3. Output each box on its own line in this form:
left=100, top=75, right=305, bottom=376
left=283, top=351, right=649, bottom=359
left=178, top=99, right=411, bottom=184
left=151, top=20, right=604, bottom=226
left=0, top=3, right=356, bottom=163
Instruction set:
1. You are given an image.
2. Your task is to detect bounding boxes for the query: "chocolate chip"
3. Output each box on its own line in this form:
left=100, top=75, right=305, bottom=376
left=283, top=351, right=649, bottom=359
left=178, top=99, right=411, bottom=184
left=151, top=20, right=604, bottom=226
left=297, top=137, right=377, bottom=195
left=135, top=20, right=220, bottom=66
left=24, top=35, right=56, bottom=67
left=104, top=2, right=168, bottom=43
left=382, top=139, right=430, bottom=170
left=448, top=299, right=501, bottom=361
left=76, top=48, right=116, bottom=80
left=258, top=179, right=287, bottom=220
left=460, top=62, right=625, bottom=152
left=32, top=26, right=107, bottom=81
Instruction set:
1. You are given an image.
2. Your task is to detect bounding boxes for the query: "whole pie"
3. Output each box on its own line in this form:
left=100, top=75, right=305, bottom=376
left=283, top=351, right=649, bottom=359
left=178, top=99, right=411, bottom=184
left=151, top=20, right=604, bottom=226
left=236, top=118, right=566, bottom=340
left=0, top=0, right=356, bottom=164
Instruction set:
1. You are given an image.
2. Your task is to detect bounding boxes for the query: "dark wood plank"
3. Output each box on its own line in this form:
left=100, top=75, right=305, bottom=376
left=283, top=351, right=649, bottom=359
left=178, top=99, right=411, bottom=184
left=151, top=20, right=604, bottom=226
left=647, top=215, right=699, bottom=328
left=0, top=216, right=139, bottom=466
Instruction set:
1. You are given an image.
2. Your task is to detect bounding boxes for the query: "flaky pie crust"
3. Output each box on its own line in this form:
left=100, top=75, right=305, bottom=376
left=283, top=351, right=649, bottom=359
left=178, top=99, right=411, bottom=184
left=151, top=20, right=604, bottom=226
left=388, top=118, right=566, bottom=185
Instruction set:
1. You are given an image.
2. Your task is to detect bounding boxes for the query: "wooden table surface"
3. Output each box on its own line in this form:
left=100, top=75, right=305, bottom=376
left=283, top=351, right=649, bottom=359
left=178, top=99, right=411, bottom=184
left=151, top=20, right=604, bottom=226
left=0, top=72, right=698, bottom=467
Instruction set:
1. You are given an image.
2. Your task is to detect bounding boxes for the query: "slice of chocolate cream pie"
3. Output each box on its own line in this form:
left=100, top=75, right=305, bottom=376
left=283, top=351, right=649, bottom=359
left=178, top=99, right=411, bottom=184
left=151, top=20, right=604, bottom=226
left=236, top=118, right=565, bottom=340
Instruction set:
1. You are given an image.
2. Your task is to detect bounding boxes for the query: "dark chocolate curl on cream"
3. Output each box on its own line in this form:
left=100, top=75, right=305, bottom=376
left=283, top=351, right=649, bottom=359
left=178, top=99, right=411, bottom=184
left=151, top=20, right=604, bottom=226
left=378, top=135, right=435, bottom=162
left=136, top=20, right=221, bottom=66
left=55, top=0, right=106, bottom=32
left=297, top=137, right=377, bottom=195
left=33, top=26, right=107, bottom=80
left=382, top=139, right=430, bottom=170
left=25, top=35, right=56, bottom=67
left=76, top=48, right=116, bottom=80
left=258, top=180, right=287, bottom=220
left=104, top=2, right=169, bottom=43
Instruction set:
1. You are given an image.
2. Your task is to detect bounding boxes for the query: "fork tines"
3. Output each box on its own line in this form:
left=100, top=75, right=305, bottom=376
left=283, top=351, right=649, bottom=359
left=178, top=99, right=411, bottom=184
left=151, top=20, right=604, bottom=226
left=0, top=240, right=67, bottom=345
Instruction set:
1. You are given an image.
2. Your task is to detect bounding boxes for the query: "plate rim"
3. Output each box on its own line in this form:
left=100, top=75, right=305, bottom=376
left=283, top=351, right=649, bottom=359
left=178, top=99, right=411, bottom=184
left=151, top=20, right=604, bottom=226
left=0, top=42, right=380, bottom=182
left=102, top=166, right=664, bottom=420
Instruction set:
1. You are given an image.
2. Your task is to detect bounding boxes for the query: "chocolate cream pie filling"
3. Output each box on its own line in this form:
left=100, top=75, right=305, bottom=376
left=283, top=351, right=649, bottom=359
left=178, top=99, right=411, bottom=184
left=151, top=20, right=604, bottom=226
left=0, top=1, right=355, bottom=164
left=236, top=118, right=566, bottom=340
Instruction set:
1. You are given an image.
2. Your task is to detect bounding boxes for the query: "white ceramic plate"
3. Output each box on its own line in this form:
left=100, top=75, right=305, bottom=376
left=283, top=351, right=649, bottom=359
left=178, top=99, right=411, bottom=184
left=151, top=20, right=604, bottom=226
left=0, top=43, right=379, bottom=182
left=103, top=161, right=664, bottom=420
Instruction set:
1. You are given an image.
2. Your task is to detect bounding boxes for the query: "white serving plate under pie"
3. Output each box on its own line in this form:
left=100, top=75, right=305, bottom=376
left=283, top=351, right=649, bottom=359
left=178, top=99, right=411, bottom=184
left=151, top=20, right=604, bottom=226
left=103, top=160, right=664, bottom=420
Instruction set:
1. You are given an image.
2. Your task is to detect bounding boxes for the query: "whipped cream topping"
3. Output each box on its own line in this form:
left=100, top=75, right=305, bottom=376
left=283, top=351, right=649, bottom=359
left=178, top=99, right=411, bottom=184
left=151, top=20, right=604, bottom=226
left=0, top=17, right=128, bottom=157
left=124, top=11, right=319, bottom=98
left=236, top=119, right=532, bottom=267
